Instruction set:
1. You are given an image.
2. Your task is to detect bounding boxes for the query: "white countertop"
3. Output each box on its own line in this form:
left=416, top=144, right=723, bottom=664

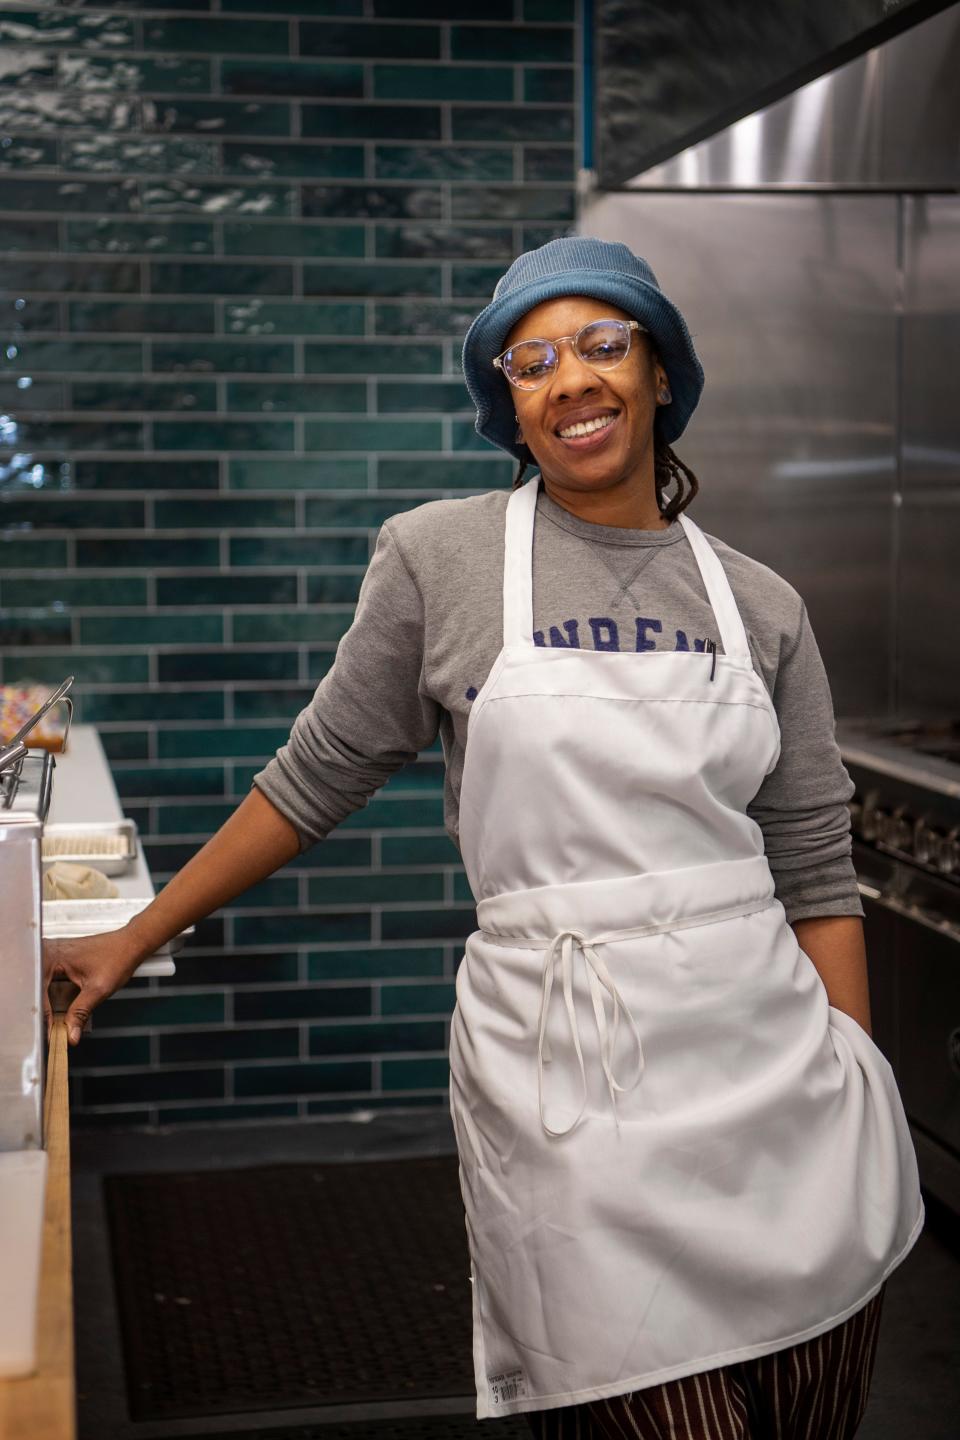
left=46, top=725, right=175, bottom=977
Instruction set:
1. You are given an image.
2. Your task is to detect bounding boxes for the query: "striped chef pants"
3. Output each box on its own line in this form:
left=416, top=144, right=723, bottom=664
left=524, top=1286, right=886, bottom=1440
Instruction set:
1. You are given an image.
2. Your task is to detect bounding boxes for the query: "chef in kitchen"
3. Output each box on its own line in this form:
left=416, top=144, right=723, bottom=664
left=45, top=237, right=924, bottom=1440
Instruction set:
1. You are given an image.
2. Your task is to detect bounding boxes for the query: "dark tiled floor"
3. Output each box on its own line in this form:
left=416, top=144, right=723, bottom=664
left=72, top=1111, right=960, bottom=1439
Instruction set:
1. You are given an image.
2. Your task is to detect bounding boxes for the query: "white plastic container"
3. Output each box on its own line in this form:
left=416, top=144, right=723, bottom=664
left=41, top=897, right=194, bottom=978
left=0, top=1150, right=47, bottom=1377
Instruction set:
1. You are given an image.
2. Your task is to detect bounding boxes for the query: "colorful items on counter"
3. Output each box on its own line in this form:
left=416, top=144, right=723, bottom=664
left=0, top=684, right=69, bottom=752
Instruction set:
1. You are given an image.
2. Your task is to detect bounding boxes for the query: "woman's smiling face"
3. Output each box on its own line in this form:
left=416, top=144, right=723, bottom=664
left=505, top=295, right=668, bottom=499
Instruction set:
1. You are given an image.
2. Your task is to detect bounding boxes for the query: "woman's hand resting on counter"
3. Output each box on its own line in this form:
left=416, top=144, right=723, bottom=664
left=42, top=785, right=302, bottom=1047
left=44, top=929, right=145, bottom=1046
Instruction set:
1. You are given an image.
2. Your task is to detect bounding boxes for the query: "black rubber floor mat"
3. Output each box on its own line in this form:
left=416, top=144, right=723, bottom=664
left=169, top=1421, right=533, bottom=1439
left=104, top=1156, right=486, bottom=1423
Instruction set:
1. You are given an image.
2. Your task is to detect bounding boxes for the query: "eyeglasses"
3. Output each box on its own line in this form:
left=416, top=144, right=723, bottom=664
left=492, top=318, right=647, bottom=391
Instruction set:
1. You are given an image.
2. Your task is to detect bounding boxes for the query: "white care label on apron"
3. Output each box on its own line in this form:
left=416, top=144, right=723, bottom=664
left=488, top=1368, right=527, bottom=1405
left=450, top=476, right=924, bottom=1421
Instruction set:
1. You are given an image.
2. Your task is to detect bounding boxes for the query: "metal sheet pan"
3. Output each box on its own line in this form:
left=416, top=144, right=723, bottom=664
left=41, top=819, right=138, bottom=875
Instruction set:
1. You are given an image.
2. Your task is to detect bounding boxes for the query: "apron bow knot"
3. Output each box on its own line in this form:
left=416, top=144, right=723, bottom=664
left=538, top=929, right=645, bottom=1138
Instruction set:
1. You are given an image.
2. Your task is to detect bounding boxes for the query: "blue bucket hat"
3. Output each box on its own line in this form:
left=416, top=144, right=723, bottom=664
left=461, top=236, right=704, bottom=462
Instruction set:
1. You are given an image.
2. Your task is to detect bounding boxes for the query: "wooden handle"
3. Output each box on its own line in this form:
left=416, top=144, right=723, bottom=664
left=46, top=982, right=78, bottom=1019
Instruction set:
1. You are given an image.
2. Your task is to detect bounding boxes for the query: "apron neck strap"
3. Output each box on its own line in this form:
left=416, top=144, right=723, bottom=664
left=503, top=476, right=540, bottom=647
left=502, top=476, right=752, bottom=664
left=675, top=512, right=752, bottom=662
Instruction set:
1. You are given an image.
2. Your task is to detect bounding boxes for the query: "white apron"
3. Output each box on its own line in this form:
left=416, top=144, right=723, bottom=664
left=448, top=476, right=924, bottom=1421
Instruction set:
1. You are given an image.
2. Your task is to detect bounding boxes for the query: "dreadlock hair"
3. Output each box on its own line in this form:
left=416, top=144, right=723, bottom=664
left=511, top=439, right=699, bottom=521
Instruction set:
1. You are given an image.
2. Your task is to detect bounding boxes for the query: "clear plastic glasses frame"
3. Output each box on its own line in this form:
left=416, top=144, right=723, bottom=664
left=492, top=318, right=647, bottom=391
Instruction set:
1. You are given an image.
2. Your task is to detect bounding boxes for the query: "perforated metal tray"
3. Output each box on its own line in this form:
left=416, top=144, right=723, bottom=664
left=41, top=819, right=138, bottom=875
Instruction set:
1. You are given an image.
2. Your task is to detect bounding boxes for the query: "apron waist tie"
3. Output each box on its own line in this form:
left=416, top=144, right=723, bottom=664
left=538, top=930, right=645, bottom=1139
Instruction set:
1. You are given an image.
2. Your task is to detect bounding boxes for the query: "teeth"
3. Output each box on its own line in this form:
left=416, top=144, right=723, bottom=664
left=559, top=413, right=616, bottom=439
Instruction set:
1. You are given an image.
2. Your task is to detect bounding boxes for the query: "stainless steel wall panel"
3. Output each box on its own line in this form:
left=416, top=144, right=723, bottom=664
left=710, top=497, right=893, bottom=718
left=897, top=497, right=960, bottom=714
left=581, top=189, right=898, bottom=716
left=902, top=197, right=960, bottom=494
left=898, top=196, right=960, bottom=715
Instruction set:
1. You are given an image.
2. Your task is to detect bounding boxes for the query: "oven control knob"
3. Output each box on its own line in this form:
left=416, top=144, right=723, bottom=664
left=888, top=806, right=912, bottom=851
left=914, top=820, right=939, bottom=865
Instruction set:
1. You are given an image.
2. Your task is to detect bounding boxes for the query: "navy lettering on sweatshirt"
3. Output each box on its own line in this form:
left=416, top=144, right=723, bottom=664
left=468, top=617, right=717, bottom=701
left=530, top=616, right=714, bottom=653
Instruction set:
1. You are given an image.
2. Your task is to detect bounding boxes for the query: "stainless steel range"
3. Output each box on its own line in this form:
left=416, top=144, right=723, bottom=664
left=836, top=718, right=960, bottom=1220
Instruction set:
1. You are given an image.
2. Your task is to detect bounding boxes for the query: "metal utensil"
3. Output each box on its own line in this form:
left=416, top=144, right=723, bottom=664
left=0, top=676, right=74, bottom=773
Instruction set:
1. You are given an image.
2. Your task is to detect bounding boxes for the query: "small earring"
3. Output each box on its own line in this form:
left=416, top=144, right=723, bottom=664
left=657, top=385, right=672, bottom=405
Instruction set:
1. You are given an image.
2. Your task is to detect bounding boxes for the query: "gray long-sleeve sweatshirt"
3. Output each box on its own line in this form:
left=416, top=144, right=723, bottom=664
left=253, top=480, right=864, bottom=926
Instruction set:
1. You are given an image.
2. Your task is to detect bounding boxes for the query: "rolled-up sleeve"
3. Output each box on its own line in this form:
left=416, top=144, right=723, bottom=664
left=253, top=520, right=441, bottom=851
left=747, top=602, right=864, bottom=924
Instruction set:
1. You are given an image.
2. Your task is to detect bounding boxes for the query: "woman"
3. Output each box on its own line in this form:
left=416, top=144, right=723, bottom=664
left=46, top=238, right=923, bottom=1439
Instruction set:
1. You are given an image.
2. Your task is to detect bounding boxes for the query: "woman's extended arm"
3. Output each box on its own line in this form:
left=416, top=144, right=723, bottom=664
left=790, top=914, right=872, bottom=1036
left=127, top=786, right=301, bottom=957
left=45, top=517, right=441, bottom=1046
left=44, top=786, right=300, bottom=1046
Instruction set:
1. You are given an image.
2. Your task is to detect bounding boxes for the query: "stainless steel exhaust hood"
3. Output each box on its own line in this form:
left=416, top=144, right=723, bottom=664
left=620, top=1, right=960, bottom=191
left=594, top=0, right=959, bottom=188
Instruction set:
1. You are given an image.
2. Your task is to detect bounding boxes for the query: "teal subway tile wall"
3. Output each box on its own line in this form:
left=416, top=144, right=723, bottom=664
left=0, top=0, right=579, bottom=1126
